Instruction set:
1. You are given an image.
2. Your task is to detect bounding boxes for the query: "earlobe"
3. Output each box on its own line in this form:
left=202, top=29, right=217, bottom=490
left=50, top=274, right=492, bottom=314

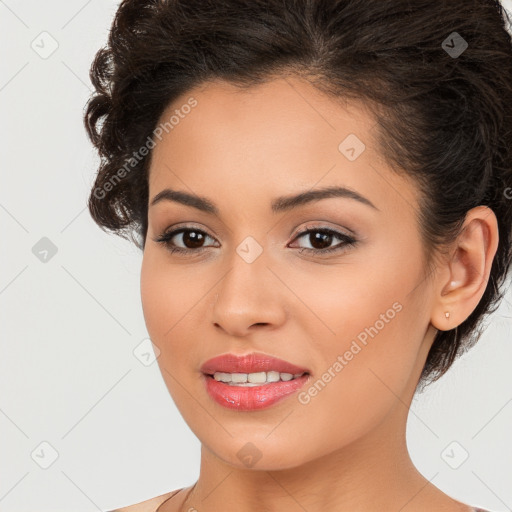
left=431, top=206, right=499, bottom=331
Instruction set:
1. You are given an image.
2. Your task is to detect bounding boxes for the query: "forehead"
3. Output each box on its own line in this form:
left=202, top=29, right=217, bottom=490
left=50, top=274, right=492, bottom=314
left=151, top=75, right=379, bottom=162
left=147, top=76, right=419, bottom=219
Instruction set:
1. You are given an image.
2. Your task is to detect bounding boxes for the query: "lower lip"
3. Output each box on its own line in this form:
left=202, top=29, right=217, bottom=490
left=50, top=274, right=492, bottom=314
left=203, top=373, right=310, bottom=411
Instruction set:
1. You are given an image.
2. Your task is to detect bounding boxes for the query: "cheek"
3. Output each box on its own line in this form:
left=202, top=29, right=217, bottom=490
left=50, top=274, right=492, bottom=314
left=140, top=250, right=209, bottom=376
left=290, top=247, right=426, bottom=407
left=140, top=252, right=169, bottom=339
left=139, top=251, right=190, bottom=358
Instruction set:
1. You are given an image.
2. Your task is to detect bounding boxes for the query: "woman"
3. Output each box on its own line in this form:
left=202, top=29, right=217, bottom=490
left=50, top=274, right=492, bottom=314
left=84, top=0, right=512, bottom=510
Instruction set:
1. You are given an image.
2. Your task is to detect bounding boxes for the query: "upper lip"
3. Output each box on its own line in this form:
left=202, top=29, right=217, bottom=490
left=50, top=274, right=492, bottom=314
left=200, top=352, right=310, bottom=375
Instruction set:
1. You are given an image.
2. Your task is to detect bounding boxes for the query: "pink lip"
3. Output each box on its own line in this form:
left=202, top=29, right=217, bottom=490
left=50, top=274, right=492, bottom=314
left=200, top=352, right=310, bottom=375
left=203, top=373, right=310, bottom=411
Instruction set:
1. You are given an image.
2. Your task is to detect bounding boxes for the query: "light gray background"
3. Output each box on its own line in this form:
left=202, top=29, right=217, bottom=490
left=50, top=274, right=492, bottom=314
left=1, top=1, right=511, bottom=511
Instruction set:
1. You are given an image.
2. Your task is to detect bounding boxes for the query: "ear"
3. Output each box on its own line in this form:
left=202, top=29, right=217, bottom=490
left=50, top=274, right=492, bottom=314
left=431, top=205, right=499, bottom=331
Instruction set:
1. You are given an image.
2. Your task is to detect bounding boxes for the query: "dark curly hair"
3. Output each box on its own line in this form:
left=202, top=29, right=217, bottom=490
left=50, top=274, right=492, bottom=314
left=84, top=0, right=512, bottom=389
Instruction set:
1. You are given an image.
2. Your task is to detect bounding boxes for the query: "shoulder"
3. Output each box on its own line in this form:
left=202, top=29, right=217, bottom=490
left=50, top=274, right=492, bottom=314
left=108, top=489, right=181, bottom=512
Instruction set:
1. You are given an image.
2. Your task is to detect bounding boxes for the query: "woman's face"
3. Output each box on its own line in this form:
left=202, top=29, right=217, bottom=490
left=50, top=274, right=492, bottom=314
left=140, top=76, right=439, bottom=470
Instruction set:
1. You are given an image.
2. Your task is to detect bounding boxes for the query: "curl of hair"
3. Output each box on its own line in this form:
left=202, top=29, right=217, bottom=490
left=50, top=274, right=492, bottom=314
left=84, top=0, right=512, bottom=389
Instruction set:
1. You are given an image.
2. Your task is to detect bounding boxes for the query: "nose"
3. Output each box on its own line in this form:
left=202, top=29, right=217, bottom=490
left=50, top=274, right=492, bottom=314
left=211, top=255, right=287, bottom=337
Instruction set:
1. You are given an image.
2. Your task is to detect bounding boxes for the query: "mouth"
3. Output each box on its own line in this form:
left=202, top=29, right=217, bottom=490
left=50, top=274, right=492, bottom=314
left=200, top=352, right=311, bottom=411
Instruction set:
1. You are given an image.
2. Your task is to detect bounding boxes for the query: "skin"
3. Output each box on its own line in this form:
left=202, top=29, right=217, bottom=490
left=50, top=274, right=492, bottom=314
left=138, top=76, right=499, bottom=512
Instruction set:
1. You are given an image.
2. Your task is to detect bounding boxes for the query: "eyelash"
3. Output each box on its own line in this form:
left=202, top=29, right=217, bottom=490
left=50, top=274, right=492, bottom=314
left=154, top=224, right=357, bottom=257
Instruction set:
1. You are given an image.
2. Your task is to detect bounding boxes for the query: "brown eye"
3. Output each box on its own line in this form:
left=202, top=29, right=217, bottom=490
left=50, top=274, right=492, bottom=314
left=178, top=230, right=207, bottom=249
left=305, top=231, right=334, bottom=250
left=155, top=227, right=218, bottom=254
left=290, top=226, right=357, bottom=255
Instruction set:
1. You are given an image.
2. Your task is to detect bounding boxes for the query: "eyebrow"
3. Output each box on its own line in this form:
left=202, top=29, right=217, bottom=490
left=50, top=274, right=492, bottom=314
left=149, top=185, right=379, bottom=214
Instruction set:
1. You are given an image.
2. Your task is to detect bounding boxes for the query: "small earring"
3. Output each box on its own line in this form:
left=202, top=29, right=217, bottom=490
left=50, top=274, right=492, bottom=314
left=445, top=311, right=450, bottom=319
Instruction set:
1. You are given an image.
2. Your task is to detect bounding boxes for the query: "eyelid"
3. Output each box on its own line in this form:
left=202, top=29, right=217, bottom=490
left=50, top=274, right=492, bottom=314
left=153, top=223, right=218, bottom=246
left=156, top=222, right=215, bottom=239
left=290, top=221, right=355, bottom=240
left=155, top=222, right=353, bottom=243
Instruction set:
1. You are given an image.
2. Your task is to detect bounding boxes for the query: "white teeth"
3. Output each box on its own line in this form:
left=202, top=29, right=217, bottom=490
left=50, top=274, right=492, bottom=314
left=248, top=372, right=267, bottom=383
left=266, top=371, right=280, bottom=382
left=213, top=371, right=305, bottom=386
